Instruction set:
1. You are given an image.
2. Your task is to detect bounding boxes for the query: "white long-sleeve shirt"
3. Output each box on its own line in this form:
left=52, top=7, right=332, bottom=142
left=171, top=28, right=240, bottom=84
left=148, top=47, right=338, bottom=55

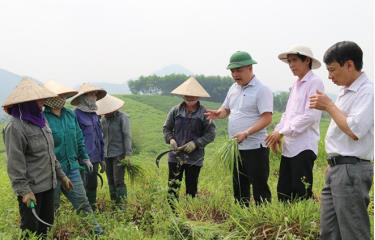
left=325, top=73, right=374, bottom=161
left=275, top=71, right=324, bottom=157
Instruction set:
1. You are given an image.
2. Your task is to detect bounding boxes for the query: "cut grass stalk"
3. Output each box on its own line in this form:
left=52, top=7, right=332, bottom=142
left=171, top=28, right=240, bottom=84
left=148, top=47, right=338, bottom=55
left=217, top=138, right=242, bottom=173
left=119, top=159, right=145, bottom=185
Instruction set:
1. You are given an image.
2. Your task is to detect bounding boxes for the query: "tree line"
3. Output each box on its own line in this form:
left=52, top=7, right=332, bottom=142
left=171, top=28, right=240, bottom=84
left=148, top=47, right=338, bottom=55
left=128, top=74, right=289, bottom=112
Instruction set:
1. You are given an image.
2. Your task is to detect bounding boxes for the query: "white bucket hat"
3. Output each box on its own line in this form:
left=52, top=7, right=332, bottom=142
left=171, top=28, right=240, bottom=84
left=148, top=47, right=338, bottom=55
left=2, top=77, right=57, bottom=113
left=171, top=76, right=210, bottom=98
left=278, top=45, right=321, bottom=69
left=43, top=80, right=78, bottom=99
left=96, top=94, right=124, bottom=115
left=70, top=83, right=107, bottom=106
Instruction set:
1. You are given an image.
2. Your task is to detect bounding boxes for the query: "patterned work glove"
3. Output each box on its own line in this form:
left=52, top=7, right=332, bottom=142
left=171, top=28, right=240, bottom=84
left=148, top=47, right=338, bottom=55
left=181, top=141, right=196, bottom=153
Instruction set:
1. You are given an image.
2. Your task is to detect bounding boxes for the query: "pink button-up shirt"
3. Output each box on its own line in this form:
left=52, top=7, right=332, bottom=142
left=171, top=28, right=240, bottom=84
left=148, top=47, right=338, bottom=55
left=275, top=71, right=324, bottom=158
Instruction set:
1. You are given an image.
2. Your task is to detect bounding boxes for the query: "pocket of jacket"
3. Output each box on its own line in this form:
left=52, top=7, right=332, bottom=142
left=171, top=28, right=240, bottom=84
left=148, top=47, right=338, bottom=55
left=27, top=133, right=46, bottom=153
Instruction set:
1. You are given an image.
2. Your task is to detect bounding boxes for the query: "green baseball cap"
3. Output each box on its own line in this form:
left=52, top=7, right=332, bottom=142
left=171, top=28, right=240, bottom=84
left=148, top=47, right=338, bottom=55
left=227, top=51, right=257, bottom=69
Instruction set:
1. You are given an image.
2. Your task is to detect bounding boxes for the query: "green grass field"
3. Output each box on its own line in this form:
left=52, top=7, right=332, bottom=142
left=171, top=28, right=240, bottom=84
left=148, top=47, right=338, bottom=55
left=0, top=95, right=372, bottom=239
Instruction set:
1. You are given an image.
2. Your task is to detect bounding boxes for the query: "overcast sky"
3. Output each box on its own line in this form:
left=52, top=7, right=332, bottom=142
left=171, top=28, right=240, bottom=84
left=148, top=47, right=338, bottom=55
left=0, top=0, right=373, bottom=94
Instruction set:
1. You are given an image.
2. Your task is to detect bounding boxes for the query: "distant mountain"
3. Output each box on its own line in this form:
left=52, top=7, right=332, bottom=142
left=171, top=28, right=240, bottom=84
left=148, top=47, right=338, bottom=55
left=153, top=64, right=192, bottom=77
left=85, top=82, right=130, bottom=95
left=0, top=69, right=22, bottom=119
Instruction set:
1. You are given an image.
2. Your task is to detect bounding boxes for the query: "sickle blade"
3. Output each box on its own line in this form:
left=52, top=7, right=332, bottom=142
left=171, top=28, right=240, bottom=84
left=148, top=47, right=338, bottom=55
left=31, top=208, right=53, bottom=227
left=155, top=150, right=174, bottom=168
left=97, top=173, right=104, bottom=188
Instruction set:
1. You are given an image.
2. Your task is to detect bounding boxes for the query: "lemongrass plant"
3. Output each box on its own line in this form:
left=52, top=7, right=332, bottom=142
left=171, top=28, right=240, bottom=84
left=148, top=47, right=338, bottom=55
left=217, top=138, right=242, bottom=173
left=119, top=158, right=144, bottom=185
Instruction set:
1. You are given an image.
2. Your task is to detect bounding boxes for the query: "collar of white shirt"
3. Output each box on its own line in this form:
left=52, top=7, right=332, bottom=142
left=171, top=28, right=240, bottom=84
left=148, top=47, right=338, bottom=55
left=236, top=75, right=257, bottom=89
left=339, top=72, right=367, bottom=96
left=299, top=70, right=313, bottom=83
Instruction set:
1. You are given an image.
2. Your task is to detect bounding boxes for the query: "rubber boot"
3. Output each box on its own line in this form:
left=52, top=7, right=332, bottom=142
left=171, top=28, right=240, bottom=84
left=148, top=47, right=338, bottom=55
left=108, top=185, right=117, bottom=201
left=94, top=223, right=104, bottom=235
left=116, top=186, right=127, bottom=204
left=86, top=190, right=97, bottom=211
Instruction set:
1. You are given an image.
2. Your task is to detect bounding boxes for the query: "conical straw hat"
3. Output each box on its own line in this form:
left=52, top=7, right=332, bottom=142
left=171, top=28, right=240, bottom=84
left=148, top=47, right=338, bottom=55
left=171, top=76, right=210, bottom=97
left=70, top=83, right=107, bottom=106
left=2, top=76, right=57, bottom=112
left=96, top=94, right=124, bottom=115
left=43, top=80, right=78, bottom=99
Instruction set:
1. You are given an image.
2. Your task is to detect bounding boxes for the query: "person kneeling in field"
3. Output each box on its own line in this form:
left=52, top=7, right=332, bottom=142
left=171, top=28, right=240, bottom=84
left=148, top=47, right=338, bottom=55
left=97, top=94, right=132, bottom=208
left=163, top=77, right=216, bottom=208
left=43, top=81, right=104, bottom=235
left=3, top=77, right=73, bottom=239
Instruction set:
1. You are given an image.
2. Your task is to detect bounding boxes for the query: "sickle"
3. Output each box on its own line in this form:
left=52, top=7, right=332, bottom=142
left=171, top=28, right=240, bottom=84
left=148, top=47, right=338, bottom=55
left=155, top=147, right=188, bottom=168
left=155, top=150, right=173, bottom=168
left=97, top=173, right=104, bottom=188
left=29, top=201, right=53, bottom=227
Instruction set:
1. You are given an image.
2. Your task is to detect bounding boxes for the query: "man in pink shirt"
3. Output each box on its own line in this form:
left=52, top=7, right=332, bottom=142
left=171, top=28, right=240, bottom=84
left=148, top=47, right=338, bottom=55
left=266, top=46, right=324, bottom=202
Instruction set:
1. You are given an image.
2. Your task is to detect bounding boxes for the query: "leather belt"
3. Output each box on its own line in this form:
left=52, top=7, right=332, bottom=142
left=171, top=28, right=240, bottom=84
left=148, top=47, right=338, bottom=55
left=327, top=155, right=370, bottom=167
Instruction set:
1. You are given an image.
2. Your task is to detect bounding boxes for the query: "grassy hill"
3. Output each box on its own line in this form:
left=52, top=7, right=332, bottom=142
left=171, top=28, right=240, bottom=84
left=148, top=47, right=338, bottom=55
left=0, top=95, right=372, bottom=239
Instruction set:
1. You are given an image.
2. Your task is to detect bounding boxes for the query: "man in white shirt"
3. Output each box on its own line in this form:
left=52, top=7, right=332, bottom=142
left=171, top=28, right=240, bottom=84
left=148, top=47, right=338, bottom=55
left=205, top=51, right=273, bottom=206
left=266, top=46, right=324, bottom=202
left=310, top=41, right=373, bottom=240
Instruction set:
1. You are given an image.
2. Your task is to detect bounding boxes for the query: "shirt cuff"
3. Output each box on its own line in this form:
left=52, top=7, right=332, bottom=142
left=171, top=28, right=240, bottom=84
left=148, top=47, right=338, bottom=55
left=347, top=116, right=365, bottom=139
left=16, top=186, right=33, bottom=197
left=279, top=126, right=291, bottom=136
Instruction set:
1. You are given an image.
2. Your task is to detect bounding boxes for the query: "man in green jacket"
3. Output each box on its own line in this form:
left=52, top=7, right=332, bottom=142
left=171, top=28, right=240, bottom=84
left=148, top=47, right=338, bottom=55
left=43, top=81, right=104, bottom=235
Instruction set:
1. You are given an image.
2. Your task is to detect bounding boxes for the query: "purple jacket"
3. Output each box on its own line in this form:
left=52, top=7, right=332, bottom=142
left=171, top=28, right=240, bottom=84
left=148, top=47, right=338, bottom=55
left=75, top=109, right=104, bottom=164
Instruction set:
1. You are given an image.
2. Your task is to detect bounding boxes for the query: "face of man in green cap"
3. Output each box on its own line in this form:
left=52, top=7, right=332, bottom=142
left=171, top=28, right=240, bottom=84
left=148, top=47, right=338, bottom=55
left=230, top=65, right=254, bottom=86
left=227, top=51, right=257, bottom=86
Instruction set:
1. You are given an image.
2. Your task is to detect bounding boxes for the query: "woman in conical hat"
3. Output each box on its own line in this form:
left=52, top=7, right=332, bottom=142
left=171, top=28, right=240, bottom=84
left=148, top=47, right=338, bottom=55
left=70, top=83, right=107, bottom=211
left=2, top=77, right=73, bottom=237
left=163, top=76, right=216, bottom=208
left=97, top=94, right=132, bottom=207
left=43, top=80, right=104, bottom=235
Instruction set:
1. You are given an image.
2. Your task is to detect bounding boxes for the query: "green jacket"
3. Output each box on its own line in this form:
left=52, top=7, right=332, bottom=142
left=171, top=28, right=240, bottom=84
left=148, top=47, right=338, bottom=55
left=44, top=107, right=89, bottom=173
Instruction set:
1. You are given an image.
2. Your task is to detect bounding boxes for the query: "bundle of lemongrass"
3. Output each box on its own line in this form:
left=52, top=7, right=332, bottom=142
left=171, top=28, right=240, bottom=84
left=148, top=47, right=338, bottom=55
left=119, top=158, right=144, bottom=184
left=217, top=138, right=242, bottom=173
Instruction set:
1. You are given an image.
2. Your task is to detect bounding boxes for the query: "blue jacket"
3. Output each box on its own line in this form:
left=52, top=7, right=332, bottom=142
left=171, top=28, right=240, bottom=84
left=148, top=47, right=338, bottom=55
left=75, top=109, right=104, bottom=164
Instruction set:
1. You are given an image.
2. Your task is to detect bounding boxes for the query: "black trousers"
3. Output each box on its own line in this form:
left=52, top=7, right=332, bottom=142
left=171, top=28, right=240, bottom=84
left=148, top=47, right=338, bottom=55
left=105, top=156, right=125, bottom=188
left=277, top=150, right=316, bottom=202
left=233, top=147, right=271, bottom=206
left=83, top=163, right=99, bottom=210
left=167, top=162, right=201, bottom=204
left=17, top=188, right=54, bottom=238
